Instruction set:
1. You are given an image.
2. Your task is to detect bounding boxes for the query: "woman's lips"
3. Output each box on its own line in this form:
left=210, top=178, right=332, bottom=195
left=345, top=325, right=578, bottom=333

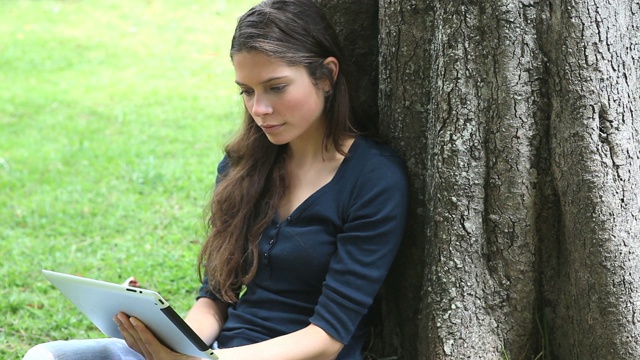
left=260, top=124, right=283, bottom=133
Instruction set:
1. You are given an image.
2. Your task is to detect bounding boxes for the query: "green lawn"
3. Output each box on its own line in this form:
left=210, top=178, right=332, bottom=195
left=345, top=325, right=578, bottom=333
left=0, top=0, right=255, bottom=357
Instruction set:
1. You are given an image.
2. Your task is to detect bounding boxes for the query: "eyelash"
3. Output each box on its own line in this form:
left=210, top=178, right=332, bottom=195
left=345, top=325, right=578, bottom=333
left=238, top=85, right=287, bottom=97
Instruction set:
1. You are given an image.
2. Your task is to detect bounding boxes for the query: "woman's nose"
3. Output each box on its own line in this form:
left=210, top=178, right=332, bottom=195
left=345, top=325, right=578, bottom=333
left=250, top=94, right=273, bottom=117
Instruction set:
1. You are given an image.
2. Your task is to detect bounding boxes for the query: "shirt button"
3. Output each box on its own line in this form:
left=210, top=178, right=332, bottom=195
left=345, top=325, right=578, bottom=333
left=269, top=239, right=274, bottom=245
left=263, top=252, right=268, bottom=258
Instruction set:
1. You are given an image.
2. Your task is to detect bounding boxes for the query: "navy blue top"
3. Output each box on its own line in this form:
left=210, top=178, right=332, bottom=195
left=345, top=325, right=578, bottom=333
left=198, top=136, right=409, bottom=359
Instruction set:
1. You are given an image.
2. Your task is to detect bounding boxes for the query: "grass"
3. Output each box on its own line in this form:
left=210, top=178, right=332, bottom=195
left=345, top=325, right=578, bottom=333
left=0, top=0, right=256, bottom=357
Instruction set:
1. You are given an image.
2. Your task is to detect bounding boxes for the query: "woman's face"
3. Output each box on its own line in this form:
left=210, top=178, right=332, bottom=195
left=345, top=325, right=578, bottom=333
left=232, top=51, right=329, bottom=147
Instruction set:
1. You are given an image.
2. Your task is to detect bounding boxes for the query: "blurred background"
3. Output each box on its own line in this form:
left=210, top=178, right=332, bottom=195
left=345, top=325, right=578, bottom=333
left=0, top=0, right=255, bottom=356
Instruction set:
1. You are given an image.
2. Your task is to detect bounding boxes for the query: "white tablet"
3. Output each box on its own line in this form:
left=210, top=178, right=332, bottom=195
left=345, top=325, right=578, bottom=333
left=42, top=270, right=218, bottom=359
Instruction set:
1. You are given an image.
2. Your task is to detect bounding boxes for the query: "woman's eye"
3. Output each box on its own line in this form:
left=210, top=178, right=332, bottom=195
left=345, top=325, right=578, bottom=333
left=271, top=85, right=287, bottom=93
left=239, top=89, right=254, bottom=96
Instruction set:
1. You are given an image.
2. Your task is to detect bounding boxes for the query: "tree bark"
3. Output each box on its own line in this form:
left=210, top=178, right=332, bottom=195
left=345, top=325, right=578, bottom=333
left=378, top=1, right=544, bottom=358
left=317, top=0, right=640, bottom=359
left=542, top=1, right=640, bottom=358
left=315, top=0, right=380, bottom=133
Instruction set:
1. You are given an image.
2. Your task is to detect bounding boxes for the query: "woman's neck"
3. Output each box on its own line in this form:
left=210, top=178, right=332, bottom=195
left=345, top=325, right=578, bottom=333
left=286, top=138, right=335, bottom=166
left=286, top=135, right=355, bottom=170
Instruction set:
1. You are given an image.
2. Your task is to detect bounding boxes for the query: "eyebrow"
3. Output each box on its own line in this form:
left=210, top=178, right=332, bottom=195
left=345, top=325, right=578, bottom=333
left=235, top=75, right=290, bottom=86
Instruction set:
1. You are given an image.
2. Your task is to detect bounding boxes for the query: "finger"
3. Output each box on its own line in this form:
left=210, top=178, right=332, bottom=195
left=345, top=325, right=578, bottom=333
left=130, top=317, right=192, bottom=360
left=115, top=313, right=151, bottom=358
left=130, top=317, right=163, bottom=355
left=114, top=315, right=132, bottom=344
left=125, top=317, right=153, bottom=359
left=114, top=314, right=139, bottom=353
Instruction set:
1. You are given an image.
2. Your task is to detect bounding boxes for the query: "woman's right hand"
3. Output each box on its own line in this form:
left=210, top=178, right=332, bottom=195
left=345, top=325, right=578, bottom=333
left=115, top=312, right=203, bottom=360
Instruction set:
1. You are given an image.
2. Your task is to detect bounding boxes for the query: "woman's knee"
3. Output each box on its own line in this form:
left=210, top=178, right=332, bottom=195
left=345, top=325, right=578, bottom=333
left=22, top=338, right=142, bottom=360
left=22, top=343, right=55, bottom=360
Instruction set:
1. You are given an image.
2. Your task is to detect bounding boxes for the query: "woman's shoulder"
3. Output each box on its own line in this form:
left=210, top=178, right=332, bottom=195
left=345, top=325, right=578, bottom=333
left=339, top=136, right=409, bottom=213
left=350, top=136, right=405, bottom=168
left=343, top=136, right=408, bottom=187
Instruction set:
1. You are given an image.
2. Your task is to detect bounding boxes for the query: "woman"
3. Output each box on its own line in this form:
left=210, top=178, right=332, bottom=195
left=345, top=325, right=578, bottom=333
left=24, top=0, right=408, bottom=359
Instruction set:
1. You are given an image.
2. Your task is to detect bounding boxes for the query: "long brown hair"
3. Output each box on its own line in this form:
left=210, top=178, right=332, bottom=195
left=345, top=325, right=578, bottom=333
left=198, top=0, right=360, bottom=302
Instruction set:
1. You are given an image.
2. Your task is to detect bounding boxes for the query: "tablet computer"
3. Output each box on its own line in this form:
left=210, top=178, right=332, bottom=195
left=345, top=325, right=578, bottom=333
left=42, top=270, right=218, bottom=359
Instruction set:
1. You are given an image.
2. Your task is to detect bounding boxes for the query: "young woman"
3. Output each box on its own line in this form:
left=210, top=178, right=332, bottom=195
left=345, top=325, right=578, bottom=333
left=23, top=0, right=408, bottom=359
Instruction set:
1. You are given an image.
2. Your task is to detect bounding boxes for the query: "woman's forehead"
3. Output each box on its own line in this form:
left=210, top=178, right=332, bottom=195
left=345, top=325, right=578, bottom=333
left=232, top=52, right=306, bottom=85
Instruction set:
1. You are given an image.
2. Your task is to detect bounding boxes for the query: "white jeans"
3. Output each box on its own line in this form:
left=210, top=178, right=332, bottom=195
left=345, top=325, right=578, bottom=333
left=22, top=338, right=220, bottom=359
left=22, top=338, right=144, bottom=360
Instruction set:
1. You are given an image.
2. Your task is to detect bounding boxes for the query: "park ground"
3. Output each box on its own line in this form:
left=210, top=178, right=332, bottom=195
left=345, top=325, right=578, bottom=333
left=0, top=0, right=256, bottom=357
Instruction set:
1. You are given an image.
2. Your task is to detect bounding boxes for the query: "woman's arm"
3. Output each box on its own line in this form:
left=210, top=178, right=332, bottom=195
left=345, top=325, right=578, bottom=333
left=184, top=297, right=229, bottom=346
left=214, top=324, right=343, bottom=360
left=116, top=315, right=341, bottom=360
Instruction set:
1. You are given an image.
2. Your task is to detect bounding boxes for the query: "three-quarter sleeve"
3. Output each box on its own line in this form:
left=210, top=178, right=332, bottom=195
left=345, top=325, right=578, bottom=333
left=196, top=276, right=223, bottom=301
left=310, top=151, right=409, bottom=344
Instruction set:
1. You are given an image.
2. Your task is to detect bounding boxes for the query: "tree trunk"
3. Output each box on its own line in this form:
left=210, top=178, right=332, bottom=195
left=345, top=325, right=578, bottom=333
left=315, top=0, right=380, bottom=133
left=543, top=1, right=640, bottom=358
left=317, top=0, right=640, bottom=359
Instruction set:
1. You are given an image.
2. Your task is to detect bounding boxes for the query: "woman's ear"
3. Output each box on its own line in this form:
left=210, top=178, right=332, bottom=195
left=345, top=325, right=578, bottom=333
left=322, top=57, right=339, bottom=88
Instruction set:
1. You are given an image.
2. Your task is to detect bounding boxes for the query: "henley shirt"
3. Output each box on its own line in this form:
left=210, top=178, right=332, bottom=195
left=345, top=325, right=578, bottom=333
left=198, top=136, right=409, bottom=359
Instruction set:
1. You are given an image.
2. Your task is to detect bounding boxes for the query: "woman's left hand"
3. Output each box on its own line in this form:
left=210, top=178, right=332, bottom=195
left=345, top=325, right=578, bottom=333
left=114, top=312, right=199, bottom=360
